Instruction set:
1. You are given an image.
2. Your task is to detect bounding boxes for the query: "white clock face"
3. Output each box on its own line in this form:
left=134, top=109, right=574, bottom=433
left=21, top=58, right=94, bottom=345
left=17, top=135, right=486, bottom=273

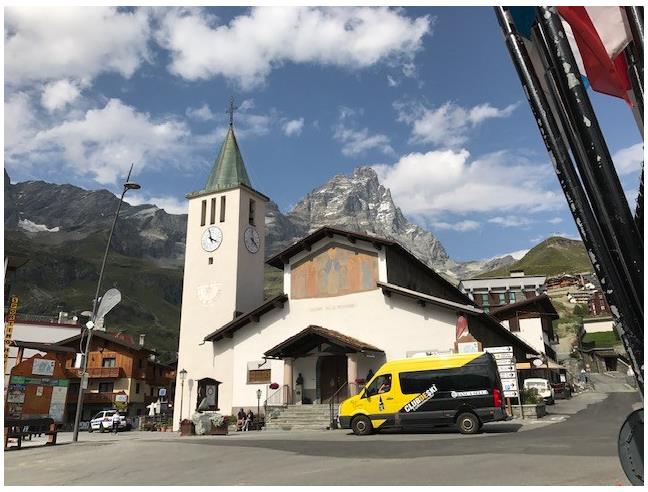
left=244, top=226, right=260, bottom=254
left=201, top=226, right=223, bottom=252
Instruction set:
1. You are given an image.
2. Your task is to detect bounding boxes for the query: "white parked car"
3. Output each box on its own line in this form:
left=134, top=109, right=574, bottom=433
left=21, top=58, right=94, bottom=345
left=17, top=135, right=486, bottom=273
left=89, top=410, right=129, bottom=432
left=523, top=378, right=555, bottom=405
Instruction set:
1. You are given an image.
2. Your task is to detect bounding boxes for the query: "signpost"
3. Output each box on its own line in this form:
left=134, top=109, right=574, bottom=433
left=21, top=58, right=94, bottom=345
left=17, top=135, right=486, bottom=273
left=4, top=295, right=19, bottom=373
left=485, top=346, right=522, bottom=418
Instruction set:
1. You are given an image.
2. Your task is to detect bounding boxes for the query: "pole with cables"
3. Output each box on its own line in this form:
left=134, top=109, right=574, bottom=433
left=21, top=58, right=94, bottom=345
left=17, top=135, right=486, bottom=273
left=71, top=165, right=141, bottom=442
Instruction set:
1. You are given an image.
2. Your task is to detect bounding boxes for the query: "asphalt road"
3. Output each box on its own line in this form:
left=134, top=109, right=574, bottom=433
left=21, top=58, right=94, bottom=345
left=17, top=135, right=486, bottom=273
left=4, top=391, right=640, bottom=486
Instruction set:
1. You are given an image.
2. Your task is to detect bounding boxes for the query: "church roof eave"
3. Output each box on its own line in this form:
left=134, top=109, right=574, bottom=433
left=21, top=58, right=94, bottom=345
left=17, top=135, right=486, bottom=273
left=204, top=294, right=289, bottom=342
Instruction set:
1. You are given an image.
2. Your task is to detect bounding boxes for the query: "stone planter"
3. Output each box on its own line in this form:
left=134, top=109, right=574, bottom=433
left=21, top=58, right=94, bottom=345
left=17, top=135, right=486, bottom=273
left=209, top=425, right=228, bottom=435
left=511, top=403, right=546, bottom=419
left=180, top=420, right=195, bottom=436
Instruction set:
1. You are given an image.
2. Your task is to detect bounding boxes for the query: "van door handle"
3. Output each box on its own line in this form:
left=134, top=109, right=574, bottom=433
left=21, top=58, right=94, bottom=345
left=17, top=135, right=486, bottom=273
left=386, top=397, right=394, bottom=400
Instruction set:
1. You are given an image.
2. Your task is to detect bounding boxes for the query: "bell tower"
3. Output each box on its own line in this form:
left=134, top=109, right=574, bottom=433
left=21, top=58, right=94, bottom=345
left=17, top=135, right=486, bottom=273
left=173, top=104, right=268, bottom=427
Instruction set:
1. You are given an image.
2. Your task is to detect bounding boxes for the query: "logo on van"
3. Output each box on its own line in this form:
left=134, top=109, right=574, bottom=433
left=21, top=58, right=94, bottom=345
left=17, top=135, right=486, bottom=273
left=450, top=390, right=489, bottom=398
left=404, top=384, right=438, bottom=412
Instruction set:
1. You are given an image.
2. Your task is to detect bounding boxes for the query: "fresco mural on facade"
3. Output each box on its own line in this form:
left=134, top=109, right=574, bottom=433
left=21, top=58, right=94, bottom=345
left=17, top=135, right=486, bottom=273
left=291, top=244, right=379, bottom=299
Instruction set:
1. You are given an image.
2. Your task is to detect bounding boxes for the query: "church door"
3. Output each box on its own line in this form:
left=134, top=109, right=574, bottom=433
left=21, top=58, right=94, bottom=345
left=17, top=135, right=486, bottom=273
left=319, top=355, right=348, bottom=403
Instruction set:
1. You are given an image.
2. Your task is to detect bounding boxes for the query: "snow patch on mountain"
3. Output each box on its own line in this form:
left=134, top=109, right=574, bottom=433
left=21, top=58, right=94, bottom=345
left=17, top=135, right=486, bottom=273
left=18, top=218, right=60, bottom=232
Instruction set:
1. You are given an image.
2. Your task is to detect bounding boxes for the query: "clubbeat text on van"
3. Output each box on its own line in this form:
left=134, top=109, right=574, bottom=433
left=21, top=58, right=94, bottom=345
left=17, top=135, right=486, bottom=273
left=338, top=352, right=508, bottom=435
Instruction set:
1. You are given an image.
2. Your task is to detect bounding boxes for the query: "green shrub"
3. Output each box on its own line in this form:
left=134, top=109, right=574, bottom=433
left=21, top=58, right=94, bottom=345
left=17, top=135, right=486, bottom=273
left=520, top=388, right=540, bottom=405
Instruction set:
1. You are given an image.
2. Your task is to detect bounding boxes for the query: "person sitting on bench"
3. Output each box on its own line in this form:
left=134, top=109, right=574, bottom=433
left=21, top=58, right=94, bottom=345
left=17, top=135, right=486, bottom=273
left=243, top=410, right=254, bottom=431
left=236, top=409, right=246, bottom=431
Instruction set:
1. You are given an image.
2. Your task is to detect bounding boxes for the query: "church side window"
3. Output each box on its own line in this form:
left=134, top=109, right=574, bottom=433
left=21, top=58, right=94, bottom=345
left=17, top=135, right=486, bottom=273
left=220, top=196, right=226, bottom=222
left=210, top=198, right=216, bottom=224
left=200, top=200, right=207, bottom=226
left=249, top=199, right=256, bottom=226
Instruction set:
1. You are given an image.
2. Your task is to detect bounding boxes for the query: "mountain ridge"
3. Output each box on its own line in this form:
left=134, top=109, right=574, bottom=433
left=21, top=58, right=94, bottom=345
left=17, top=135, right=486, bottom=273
left=4, top=168, right=588, bottom=359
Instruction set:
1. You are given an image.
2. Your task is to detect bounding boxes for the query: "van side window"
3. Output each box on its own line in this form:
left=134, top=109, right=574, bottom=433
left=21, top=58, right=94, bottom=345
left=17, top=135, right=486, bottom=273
left=364, top=374, right=391, bottom=397
left=400, top=365, right=493, bottom=395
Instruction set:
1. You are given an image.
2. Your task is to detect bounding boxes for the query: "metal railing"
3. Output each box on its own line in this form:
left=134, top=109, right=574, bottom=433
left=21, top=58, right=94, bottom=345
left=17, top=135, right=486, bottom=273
left=328, top=382, right=349, bottom=430
left=68, top=367, right=125, bottom=378
left=264, top=384, right=289, bottom=413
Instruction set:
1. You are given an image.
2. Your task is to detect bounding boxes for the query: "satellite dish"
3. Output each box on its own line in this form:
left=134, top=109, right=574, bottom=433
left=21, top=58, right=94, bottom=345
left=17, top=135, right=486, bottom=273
left=618, top=408, right=643, bottom=485
left=95, top=288, right=121, bottom=320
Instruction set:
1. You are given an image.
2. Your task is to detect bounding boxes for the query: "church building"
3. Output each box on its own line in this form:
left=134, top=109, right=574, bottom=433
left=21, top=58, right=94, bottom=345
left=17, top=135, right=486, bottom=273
left=172, top=115, right=537, bottom=428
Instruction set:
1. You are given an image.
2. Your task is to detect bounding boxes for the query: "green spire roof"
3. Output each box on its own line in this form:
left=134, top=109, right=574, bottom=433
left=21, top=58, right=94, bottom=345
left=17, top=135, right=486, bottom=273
left=204, top=125, right=251, bottom=192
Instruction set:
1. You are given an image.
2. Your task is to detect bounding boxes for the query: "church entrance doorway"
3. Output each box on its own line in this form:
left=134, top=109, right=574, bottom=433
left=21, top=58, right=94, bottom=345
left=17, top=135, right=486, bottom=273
left=318, top=355, right=347, bottom=404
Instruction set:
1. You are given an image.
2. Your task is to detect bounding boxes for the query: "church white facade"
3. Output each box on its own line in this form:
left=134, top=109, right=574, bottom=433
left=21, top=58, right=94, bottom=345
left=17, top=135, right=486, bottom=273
left=173, top=120, right=537, bottom=429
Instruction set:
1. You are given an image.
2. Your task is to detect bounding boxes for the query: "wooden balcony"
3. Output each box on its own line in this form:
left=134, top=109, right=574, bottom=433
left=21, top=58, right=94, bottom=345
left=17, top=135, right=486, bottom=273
left=68, top=367, right=125, bottom=379
left=67, top=391, right=116, bottom=404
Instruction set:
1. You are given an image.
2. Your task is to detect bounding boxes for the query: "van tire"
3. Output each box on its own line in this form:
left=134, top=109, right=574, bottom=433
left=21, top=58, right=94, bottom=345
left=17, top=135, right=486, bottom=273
left=456, top=412, right=480, bottom=435
left=351, top=415, right=373, bottom=436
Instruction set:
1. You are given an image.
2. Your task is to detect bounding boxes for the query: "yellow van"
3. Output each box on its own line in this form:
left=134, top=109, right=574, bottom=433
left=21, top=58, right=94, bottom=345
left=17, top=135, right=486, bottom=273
left=338, top=352, right=508, bottom=435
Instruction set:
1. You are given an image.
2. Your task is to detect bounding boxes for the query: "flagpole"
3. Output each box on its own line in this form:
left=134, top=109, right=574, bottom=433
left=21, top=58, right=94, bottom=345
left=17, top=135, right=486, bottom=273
left=625, top=6, right=644, bottom=64
left=536, top=7, right=644, bottom=311
left=494, top=6, right=644, bottom=394
left=624, top=6, right=644, bottom=135
left=530, top=22, right=643, bottom=319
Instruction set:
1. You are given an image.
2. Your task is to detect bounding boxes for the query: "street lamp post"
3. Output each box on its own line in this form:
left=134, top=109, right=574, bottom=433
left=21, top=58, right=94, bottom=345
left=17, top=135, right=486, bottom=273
left=179, top=369, right=187, bottom=424
left=256, top=389, right=262, bottom=421
left=71, top=165, right=140, bottom=442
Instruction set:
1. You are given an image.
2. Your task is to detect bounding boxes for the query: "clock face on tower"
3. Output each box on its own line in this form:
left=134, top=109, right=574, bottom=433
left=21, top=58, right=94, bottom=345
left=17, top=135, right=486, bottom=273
left=244, top=226, right=260, bottom=254
left=201, top=226, right=223, bottom=252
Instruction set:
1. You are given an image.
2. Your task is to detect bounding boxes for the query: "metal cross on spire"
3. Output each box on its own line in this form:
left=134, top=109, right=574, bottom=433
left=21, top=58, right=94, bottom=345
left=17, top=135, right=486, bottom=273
left=226, top=97, right=238, bottom=127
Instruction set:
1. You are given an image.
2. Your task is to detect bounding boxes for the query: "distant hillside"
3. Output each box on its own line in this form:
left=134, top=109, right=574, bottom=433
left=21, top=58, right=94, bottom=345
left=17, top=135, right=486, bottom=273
left=479, top=236, right=591, bottom=278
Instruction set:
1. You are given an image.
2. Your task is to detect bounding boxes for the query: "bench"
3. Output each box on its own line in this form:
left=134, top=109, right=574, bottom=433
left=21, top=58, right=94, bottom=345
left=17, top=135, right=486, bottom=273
left=4, top=418, right=58, bottom=450
left=247, top=418, right=265, bottom=431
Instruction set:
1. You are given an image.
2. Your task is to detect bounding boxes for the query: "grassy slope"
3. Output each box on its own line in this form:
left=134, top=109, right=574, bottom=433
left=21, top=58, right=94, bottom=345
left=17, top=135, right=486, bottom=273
left=479, top=236, right=591, bottom=278
left=479, top=236, right=594, bottom=350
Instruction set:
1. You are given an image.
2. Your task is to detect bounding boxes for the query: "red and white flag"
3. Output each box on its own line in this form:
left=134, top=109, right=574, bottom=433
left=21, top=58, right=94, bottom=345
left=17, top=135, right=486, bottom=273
left=558, top=6, right=633, bottom=104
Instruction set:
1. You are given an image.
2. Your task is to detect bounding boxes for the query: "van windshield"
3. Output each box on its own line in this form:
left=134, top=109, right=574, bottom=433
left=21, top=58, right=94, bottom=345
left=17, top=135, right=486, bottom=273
left=365, top=374, right=391, bottom=396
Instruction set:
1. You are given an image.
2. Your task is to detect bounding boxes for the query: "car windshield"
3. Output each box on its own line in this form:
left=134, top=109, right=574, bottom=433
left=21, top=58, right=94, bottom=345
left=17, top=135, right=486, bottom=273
left=526, top=381, right=547, bottom=389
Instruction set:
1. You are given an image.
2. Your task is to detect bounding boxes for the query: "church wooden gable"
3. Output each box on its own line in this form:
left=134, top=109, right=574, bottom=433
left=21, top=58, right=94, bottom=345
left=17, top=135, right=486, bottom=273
left=290, top=243, right=378, bottom=299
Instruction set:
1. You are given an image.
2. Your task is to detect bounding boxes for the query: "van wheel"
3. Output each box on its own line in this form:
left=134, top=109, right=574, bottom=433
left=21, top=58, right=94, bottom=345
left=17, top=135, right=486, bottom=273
left=351, top=415, right=373, bottom=436
left=457, top=412, right=480, bottom=435
left=88, top=428, right=93, bottom=433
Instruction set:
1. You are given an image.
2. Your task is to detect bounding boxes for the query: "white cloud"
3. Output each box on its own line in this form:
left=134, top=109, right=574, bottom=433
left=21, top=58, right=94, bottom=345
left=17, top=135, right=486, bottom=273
left=431, top=220, right=480, bottom=232
left=488, top=215, right=531, bottom=228
left=155, top=6, right=431, bottom=89
left=5, top=92, right=41, bottom=160
left=283, top=118, right=305, bottom=137
left=186, top=103, right=215, bottom=121
left=373, top=149, right=560, bottom=216
left=334, top=107, right=393, bottom=157
left=395, top=100, right=518, bottom=147
left=20, top=99, right=189, bottom=185
left=41, top=79, right=81, bottom=112
left=613, top=143, right=643, bottom=175
left=548, top=217, right=563, bottom=224
left=5, top=7, right=150, bottom=86
left=387, top=75, right=398, bottom=87
left=125, top=194, right=187, bottom=215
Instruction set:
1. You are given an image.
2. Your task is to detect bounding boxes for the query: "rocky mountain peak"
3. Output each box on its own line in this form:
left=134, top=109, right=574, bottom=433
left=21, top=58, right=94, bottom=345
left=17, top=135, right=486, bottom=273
left=286, top=166, right=450, bottom=268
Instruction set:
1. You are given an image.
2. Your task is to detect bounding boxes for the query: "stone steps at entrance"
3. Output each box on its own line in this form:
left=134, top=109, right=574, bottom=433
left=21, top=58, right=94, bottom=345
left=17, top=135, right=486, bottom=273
left=265, top=404, right=336, bottom=431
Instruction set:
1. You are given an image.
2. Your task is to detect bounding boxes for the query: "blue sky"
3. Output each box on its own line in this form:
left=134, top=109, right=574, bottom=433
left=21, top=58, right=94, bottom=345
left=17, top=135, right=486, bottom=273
left=5, top=6, right=643, bottom=261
